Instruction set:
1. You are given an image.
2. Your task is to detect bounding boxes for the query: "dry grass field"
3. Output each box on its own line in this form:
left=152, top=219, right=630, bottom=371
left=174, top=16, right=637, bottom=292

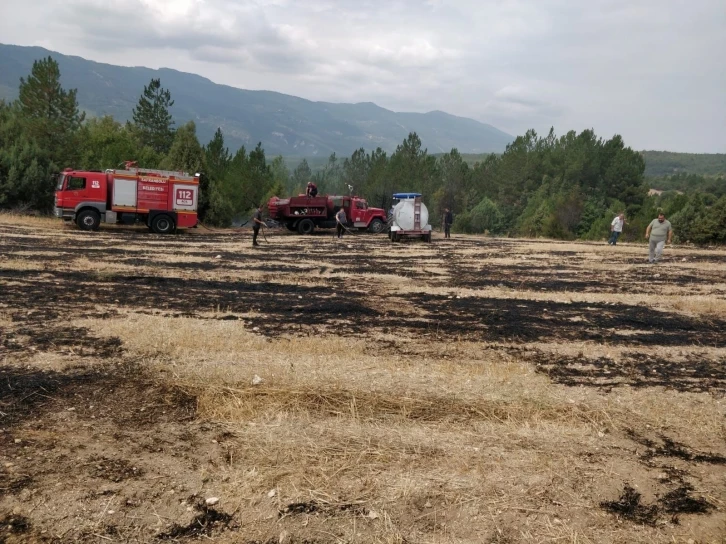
left=1, top=213, right=725, bottom=543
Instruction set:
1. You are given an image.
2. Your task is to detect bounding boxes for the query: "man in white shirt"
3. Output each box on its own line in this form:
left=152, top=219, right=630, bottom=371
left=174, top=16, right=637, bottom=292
left=335, top=208, right=347, bottom=239
left=608, top=213, right=626, bottom=245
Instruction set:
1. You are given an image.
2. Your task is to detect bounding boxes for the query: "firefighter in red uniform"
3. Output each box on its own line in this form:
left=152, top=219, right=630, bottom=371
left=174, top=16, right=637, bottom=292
left=306, top=182, right=318, bottom=198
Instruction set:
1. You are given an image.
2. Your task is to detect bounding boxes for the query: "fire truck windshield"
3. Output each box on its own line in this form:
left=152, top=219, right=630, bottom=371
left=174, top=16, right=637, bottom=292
left=54, top=174, right=66, bottom=190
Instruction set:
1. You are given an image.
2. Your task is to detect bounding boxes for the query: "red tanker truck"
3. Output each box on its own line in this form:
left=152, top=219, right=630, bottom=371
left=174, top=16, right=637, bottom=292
left=267, top=194, right=387, bottom=235
left=54, top=162, right=199, bottom=234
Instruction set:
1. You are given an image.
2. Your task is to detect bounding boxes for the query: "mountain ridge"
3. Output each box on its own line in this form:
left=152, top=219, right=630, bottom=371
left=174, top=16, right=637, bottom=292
left=0, top=43, right=513, bottom=156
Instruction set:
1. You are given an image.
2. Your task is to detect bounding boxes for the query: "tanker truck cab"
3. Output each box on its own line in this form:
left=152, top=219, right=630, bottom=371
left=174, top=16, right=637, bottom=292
left=389, top=192, right=433, bottom=243
left=54, top=169, right=109, bottom=230
left=348, top=196, right=387, bottom=233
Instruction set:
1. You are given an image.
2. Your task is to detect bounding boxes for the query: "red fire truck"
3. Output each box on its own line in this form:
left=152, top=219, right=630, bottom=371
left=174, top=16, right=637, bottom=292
left=54, top=163, right=199, bottom=234
left=267, top=194, right=387, bottom=234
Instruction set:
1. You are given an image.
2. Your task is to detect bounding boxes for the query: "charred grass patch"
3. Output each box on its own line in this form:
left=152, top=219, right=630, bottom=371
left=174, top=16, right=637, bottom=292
left=0, top=513, right=32, bottom=536
left=409, top=293, right=726, bottom=347
left=599, top=431, right=723, bottom=526
left=279, top=500, right=369, bottom=518
left=0, top=473, right=33, bottom=497
left=157, top=497, right=236, bottom=540
left=627, top=431, right=726, bottom=465
left=601, top=482, right=717, bottom=526
left=601, top=484, right=660, bottom=525
left=0, top=361, right=196, bottom=431
left=90, top=456, right=145, bottom=482
left=3, top=321, right=122, bottom=360
left=0, top=268, right=375, bottom=331
left=532, top=349, right=726, bottom=393
left=451, top=264, right=719, bottom=294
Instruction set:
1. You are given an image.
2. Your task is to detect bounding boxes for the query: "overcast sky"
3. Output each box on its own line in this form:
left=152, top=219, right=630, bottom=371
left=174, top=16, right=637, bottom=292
left=2, top=0, right=724, bottom=152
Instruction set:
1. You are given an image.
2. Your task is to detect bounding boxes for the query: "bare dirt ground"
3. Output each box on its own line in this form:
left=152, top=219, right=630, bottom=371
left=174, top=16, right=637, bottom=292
left=1, top=215, right=725, bottom=543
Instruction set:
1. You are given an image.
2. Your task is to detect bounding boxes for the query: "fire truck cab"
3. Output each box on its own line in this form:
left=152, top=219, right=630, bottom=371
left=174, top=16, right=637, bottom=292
left=54, top=164, right=199, bottom=234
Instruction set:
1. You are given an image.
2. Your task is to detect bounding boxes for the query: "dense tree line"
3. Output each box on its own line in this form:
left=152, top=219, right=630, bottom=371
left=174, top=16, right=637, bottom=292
left=649, top=172, right=726, bottom=197
left=1, top=56, right=724, bottom=243
left=642, top=151, right=726, bottom=177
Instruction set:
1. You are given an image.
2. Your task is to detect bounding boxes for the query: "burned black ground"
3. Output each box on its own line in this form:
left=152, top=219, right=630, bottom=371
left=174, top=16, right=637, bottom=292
left=157, top=499, right=236, bottom=540
left=451, top=264, right=721, bottom=294
left=0, top=513, right=32, bottom=537
left=600, top=485, right=660, bottom=525
left=627, top=431, right=726, bottom=465
left=532, top=350, right=726, bottom=393
left=598, top=431, right=722, bottom=525
left=600, top=482, right=717, bottom=526
left=3, top=225, right=726, bottom=394
left=2, top=266, right=725, bottom=350
left=279, top=501, right=369, bottom=518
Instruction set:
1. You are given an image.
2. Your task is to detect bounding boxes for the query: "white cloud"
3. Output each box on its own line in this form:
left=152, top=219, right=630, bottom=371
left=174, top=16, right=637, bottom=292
left=0, top=0, right=724, bottom=151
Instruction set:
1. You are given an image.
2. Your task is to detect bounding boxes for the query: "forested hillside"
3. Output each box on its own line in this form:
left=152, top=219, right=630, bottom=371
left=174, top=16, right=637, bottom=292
left=444, top=151, right=726, bottom=178
left=642, top=151, right=726, bottom=177
left=0, top=44, right=512, bottom=156
left=2, top=56, right=725, bottom=244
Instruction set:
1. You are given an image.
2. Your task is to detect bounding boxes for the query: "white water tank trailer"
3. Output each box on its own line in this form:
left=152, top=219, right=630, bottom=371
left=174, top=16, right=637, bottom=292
left=390, top=193, right=432, bottom=242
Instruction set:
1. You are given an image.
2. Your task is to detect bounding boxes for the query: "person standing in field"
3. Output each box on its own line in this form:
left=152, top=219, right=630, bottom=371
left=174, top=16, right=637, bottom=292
left=335, top=207, right=347, bottom=239
left=443, top=208, right=453, bottom=239
left=645, top=212, right=673, bottom=263
left=609, top=212, right=626, bottom=245
left=252, top=205, right=265, bottom=247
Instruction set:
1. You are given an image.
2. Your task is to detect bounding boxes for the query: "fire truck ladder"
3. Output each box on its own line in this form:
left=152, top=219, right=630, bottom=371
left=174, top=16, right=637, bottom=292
left=413, top=196, right=422, bottom=230
left=108, top=166, right=197, bottom=180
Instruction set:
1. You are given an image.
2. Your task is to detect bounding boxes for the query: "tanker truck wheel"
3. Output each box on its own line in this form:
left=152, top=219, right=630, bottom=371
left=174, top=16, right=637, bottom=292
left=151, top=214, right=175, bottom=234
left=77, top=209, right=100, bottom=231
left=368, top=218, right=385, bottom=234
left=297, top=219, right=315, bottom=235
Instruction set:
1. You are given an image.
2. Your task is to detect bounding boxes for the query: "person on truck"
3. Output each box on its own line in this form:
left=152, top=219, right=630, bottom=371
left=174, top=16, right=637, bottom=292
left=252, top=205, right=266, bottom=246
left=335, top=207, right=347, bottom=239
left=306, top=182, right=318, bottom=198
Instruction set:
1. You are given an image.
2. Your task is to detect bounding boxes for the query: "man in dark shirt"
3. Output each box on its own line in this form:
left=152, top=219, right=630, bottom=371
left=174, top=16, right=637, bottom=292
left=306, top=182, right=318, bottom=198
left=252, top=205, right=265, bottom=246
left=443, top=208, right=453, bottom=239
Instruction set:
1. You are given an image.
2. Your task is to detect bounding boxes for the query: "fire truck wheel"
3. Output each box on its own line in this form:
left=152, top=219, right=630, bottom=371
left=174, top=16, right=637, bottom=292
left=77, top=210, right=100, bottom=231
left=152, top=215, right=175, bottom=234
left=368, top=218, right=385, bottom=234
left=297, top=219, right=315, bottom=235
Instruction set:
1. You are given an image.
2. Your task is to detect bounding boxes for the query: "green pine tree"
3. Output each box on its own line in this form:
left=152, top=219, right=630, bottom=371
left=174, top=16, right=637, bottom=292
left=132, top=78, right=175, bottom=154
left=291, top=159, right=312, bottom=194
left=17, top=56, right=85, bottom=165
